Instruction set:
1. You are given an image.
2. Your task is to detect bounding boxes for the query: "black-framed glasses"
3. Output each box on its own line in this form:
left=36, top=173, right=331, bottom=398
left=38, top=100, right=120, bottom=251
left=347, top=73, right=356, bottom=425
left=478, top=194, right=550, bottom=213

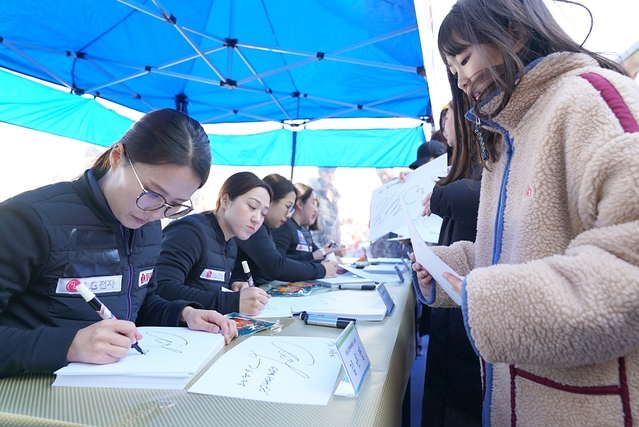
left=125, top=153, right=194, bottom=219
left=280, top=200, right=295, bottom=217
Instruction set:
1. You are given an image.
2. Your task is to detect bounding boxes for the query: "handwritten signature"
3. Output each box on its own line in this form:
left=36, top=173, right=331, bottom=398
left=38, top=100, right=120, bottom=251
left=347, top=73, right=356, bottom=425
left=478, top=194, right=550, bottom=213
left=144, top=331, right=188, bottom=354
left=246, top=341, right=315, bottom=379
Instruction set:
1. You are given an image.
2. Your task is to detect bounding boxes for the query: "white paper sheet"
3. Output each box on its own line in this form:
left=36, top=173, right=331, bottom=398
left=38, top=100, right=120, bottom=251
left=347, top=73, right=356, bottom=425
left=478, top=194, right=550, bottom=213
left=369, top=154, right=447, bottom=242
left=290, top=289, right=388, bottom=321
left=188, top=336, right=342, bottom=405
left=251, top=296, right=292, bottom=318
left=316, top=274, right=376, bottom=286
left=400, top=196, right=462, bottom=305
left=53, top=327, right=225, bottom=389
left=338, top=263, right=394, bottom=283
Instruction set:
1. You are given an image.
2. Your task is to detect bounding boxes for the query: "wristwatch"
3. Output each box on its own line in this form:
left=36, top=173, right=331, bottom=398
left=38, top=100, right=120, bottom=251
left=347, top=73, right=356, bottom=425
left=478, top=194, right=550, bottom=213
left=319, top=247, right=327, bottom=259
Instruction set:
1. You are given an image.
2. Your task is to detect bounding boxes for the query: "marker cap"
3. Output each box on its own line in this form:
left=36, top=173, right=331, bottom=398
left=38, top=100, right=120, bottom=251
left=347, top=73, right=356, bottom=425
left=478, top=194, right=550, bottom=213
left=242, top=260, right=251, bottom=274
left=75, top=283, right=95, bottom=302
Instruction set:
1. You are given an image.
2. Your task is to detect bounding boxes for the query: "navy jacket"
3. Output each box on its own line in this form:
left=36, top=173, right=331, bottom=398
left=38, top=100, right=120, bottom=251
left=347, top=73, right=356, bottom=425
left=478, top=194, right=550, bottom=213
left=0, top=169, right=196, bottom=378
left=271, top=217, right=319, bottom=261
left=431, top=178, right=481, bottom=246
left=233, top=224, right=325, bottom=286
left=155, top=213, right=240, bottom=314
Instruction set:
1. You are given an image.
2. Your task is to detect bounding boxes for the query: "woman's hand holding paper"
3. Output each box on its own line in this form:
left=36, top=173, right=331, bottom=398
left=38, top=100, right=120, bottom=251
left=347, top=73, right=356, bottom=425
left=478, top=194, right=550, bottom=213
left=410, top=253, right=463, bottom=297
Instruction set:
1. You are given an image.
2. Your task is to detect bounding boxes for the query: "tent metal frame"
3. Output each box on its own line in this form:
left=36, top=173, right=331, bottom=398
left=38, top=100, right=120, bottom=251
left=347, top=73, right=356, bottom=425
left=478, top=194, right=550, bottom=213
left=0, top=0, right=428, bottom=124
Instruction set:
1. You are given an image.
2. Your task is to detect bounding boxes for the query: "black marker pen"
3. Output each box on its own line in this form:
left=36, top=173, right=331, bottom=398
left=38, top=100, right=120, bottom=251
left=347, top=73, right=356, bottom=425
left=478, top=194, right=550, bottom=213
left=338, top=283, right=376, bottom=290
left=300, top=311, right=356, bottom=329
left=242, top=260, right=255, bottom=287
left=76, top=283, right=145, bottom=355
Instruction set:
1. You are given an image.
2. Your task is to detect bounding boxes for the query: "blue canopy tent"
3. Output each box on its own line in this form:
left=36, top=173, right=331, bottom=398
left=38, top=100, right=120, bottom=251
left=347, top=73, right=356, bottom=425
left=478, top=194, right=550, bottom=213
left=0, top=0, right=432, bottom=167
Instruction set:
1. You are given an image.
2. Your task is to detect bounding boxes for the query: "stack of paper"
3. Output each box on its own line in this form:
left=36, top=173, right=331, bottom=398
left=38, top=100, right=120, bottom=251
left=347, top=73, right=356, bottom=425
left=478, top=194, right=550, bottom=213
left=291, top=289, right=388, bottom=321
left=53, top=327, right=225, bottom=389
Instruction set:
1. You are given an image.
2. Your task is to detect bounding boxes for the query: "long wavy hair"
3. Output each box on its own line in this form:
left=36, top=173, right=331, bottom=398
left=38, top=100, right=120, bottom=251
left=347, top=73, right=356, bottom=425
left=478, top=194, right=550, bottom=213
left=437, top=0, right=626, bottom=180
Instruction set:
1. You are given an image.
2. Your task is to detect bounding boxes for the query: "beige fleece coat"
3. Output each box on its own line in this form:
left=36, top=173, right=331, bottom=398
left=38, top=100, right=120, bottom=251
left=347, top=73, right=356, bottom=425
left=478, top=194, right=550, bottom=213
left=427, top=52, right=639, bottom=426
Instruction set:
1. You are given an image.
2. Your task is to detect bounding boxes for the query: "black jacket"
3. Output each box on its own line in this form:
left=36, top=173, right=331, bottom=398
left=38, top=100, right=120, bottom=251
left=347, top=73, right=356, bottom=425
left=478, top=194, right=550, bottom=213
left=155, top=213, right=240, bottom=314
left=430, top=177, right=481, bottom=246
left=271, top=217, right=319, bottom=261
left=233, top=224, right=325, bottom=286
left=0, top=169, right=196, bottom=378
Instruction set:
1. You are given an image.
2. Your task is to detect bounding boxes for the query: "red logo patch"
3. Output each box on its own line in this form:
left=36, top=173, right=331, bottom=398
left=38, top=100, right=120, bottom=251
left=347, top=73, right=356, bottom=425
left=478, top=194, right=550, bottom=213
left=206, top=270, right=213, bottom=278
left=140, top=271, right=153, bottom=284
left=66, top=279, right=81, bottom=292
left=525, top=187, right=533, bottom=197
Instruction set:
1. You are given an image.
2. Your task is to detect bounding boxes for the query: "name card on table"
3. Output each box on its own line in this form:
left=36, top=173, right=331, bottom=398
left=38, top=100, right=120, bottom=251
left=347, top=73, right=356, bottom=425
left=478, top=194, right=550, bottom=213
left=377, top=283, right=395, bottom=315
left=369, top=154, right=447, bottom=243
left=333, top=321, right=371, bottom=397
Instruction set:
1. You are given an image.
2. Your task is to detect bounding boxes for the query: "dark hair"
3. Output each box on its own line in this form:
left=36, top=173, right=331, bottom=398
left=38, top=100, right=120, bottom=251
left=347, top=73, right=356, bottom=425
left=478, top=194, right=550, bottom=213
left=437, top=0, right=625, bottom=174
left=213, top=172, right=273, bottom=213
left=92, top=109, right=212, bottom=187
left=262, top=174, right=295, bottom=202
left=293, top=183, right=314, bottom=204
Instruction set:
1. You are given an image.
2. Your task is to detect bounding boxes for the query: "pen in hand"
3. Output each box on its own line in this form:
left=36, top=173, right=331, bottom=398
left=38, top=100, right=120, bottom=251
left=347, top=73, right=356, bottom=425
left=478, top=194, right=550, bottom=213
left=242, top=260, right=255, bottom=287
left=75, top=283, right=145, bottom=355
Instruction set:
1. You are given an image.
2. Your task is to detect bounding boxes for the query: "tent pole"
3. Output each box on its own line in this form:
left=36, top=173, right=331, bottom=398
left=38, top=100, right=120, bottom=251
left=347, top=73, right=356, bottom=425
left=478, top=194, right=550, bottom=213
left=290, top=131, right=297, bottom=182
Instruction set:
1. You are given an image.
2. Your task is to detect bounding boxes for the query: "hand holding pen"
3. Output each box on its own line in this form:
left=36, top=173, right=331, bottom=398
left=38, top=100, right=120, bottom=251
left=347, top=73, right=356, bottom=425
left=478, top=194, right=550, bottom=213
left=67, top=284, right=144, bottom=365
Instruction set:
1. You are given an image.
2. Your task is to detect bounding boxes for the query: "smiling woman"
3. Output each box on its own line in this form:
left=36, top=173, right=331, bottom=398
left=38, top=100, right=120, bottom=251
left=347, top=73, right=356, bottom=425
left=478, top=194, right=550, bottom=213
left=154, top=172, right=273, bottom=317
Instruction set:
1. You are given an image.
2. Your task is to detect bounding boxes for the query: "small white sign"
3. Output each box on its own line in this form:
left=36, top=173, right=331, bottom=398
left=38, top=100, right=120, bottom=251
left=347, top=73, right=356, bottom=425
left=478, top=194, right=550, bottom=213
left=334, top=322, right=370, bottom=397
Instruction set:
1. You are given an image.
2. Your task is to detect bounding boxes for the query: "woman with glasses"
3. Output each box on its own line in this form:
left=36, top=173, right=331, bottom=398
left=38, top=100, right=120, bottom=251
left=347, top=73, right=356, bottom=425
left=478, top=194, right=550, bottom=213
left=233, top=174, right=339, bottom=287
left=272, top=183, right=345, bottom=262
left=154, top=172, right=272, bottom=316
left=0, top=109, right=236, bottom=378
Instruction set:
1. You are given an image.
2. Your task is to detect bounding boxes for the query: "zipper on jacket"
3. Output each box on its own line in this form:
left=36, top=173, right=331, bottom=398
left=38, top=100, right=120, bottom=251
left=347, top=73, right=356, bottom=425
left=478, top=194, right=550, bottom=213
left=223, top=240, right=230, bottom=287
left=119, top=224, right=134, bottom=320
left=469, top=113, right=514, bottom=265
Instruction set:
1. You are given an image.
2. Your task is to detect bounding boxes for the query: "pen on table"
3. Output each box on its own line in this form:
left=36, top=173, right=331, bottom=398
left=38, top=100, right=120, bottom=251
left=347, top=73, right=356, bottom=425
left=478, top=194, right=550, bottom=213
left=300, top=311, right=356, bottom=329
left=242, top=260, right=255, bottom=287
left=338, top=283, right=377, bottom=290
left=75, top=283, right=145, bottom=355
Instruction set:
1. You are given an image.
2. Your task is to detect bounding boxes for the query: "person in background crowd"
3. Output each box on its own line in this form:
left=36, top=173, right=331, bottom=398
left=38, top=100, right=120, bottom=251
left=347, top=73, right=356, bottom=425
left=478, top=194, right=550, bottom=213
left=308, top=167, right=341, bottom=245
left=155, top=172, right=271, bottom=316
left=413, top=0, right=639, bottom=424
left=272, top=182, right=345, bottom=262
left=233, top=174, right=338, bottom=287
left=368, top=169, right=407, bottom=259
left=420, top=99, right=483, bottom=427
left=0, top=109, right=236, bottom=378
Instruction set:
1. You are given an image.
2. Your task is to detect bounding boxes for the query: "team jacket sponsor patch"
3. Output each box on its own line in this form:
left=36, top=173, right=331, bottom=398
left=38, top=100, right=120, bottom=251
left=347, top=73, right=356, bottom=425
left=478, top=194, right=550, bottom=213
left=139, top=269, right=154, bottom=287
left=57, top=275, right=122, bottom=295
left=200, top=268, right=226, bottom=282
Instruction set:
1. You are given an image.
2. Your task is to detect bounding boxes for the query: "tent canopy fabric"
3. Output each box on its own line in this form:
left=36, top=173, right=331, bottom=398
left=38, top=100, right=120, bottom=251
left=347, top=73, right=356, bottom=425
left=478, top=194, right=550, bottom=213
left=0, top=0, right=430, bottom=124
left=0, top=0, right=431, bottom=167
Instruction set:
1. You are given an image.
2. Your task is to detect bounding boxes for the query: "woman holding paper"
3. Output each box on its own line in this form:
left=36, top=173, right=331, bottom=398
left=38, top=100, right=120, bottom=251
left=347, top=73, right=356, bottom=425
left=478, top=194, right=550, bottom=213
left=0, top=109, right=236, bottom=379
left=272, top=183, right=345, bottom=262
left=233, top=174, right=338, bottom=286
left=412, top=0, right=639, bottom=425
left=155, top=172, right=271, bottom=316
